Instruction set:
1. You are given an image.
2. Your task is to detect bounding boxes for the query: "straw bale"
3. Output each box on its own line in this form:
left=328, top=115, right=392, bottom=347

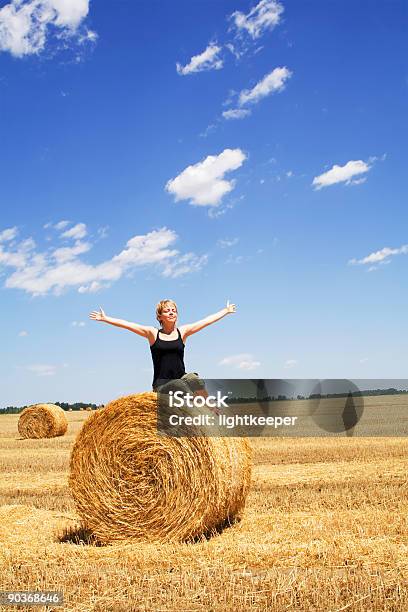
left=69, top=392, right=252, bottom=543
left=18, top=404, right=68, bottom=439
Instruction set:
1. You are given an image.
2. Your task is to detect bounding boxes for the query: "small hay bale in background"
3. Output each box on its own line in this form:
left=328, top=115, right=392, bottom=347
left=18, top=404, right=68, bottom=439
left=85, top=406, right=93, bottom=411
left=69, top=392, right=252, bottom=544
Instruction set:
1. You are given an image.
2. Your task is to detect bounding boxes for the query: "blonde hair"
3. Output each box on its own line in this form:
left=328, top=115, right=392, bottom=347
left=155, top=299, right=178, bottom=327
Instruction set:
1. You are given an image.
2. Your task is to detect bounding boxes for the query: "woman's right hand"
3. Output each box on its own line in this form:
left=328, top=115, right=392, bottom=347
left=89, top=307, right=107, bottom=322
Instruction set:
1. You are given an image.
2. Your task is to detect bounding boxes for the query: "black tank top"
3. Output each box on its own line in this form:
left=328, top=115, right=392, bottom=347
left=150, top=327, right=186, bottom=390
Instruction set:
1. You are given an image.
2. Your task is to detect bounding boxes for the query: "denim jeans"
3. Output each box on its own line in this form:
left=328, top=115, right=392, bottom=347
left=153, top=372, right=205, bottom=394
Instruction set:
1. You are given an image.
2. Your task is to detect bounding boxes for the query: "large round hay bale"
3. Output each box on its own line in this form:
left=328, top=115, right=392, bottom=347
left=18, top=404, right=68, bottom=439
left=69, top=392, right=252, bottom=544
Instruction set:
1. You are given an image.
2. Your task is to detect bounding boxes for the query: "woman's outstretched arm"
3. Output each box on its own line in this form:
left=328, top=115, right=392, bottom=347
left=89, top=307, right=154, bottom=339
left=180, top=300, right=236, bottom=339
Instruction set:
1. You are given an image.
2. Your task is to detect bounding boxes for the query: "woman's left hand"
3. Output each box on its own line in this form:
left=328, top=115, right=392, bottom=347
left=226, top=300, right=237, bottom=314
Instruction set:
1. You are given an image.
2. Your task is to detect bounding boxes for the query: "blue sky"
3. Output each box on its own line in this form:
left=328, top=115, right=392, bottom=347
left=0, top=0, right=407, bottom=407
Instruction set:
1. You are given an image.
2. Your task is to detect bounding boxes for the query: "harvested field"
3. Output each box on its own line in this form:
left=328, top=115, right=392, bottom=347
left=1, top=396, right=408, bottom=611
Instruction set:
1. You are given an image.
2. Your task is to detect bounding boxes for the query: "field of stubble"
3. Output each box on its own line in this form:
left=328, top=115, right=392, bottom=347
left=1, top=396, right=408, bottom=611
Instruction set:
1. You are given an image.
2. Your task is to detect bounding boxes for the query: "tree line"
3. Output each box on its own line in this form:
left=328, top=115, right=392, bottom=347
left=0, top=401, right=103, bottom=414
left=228, top=388, right=408, bottom=403
left=1, top=387, right=407, bottom=413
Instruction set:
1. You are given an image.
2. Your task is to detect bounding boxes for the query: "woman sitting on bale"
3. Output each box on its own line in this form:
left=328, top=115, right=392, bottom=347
left=89, top=299, right=236, bottom=394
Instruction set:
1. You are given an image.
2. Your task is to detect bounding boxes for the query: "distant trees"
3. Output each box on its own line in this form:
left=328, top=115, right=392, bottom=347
left=1, top=406, right=22, bottom=414
left=55, top=401, right=99, bottom=412
left=192, top=388, right=407, bottom=405
left=0, top=387, right=406, bottom=414
left=0, top=402, right=103, bottom=414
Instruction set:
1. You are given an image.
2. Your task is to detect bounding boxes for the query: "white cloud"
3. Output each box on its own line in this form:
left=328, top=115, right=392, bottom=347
left=350, top=177, right=366, bottom=186
left=222, top=108, right=252, bottom=120
left=0, top=237, right=36, bottom=267
left=230, top=0, right=284, bottom=39
left=223, top=88, right=238, bottom=107
left=225, top=42, right=244, bottom=60
left=161, top=253, right=208, bottom=278
left=199, top=123, right=217, bottom=139
left=78, top=281, right=109, bottom=293
left=219, top=353, right=261, bottom=370
left=0, top=0, right=93, bottom=58
left=166, top=148, right=247, bottom=207
left=368, top=153, right=387, bottom=164
left=176, top=42, right=223, bottom=75
left=0, top=225, right=207, bottom=296
left=284, top=359, right=298, bottom=369
left=349, top=244, right=408, bottom=266
left=97, top=225, right=109, bottom=239
left=80, top=28, right=97, bottom=43
left=52, top=240, right=91, bottom=263
left=225, top=254, right=251, bottom=264
left=54, top=220, right=70, bottom=230
left=18, top=330, right=28, bottom=337
left=0, top=226, right=18, bottom=242
left=71, top=320, right=85, bottom=327
left=61, top=222, right=87, bottom=240
left=217, top=237, right=239, bottom=248
left=46, top=0, right=89, bottom=28
left=44, top=220, right=71, bottom=230
left=312, top=160, right=371, bottom=190
left=207, top=200, right=237, bottom=219
left=27, top=363, right=57, bottom=376
left=238, top=66, right=292, bottom=106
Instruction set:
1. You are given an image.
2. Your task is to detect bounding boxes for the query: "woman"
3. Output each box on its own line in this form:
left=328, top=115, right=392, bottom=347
left=89, top=299, right=236, bottom=393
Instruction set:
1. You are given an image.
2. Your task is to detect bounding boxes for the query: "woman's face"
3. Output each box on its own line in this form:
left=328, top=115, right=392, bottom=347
left=160, top=303, right=178, bottom=326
